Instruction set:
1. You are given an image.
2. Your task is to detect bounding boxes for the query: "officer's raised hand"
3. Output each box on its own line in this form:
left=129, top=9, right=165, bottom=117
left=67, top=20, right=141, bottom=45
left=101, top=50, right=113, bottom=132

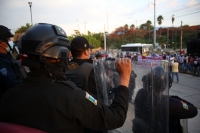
left=116, top=58, right=132, bottom=88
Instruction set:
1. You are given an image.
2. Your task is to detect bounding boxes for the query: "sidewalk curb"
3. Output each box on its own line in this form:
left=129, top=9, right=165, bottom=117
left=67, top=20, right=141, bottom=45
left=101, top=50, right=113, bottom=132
left=179, top=71, right=194, bottom=75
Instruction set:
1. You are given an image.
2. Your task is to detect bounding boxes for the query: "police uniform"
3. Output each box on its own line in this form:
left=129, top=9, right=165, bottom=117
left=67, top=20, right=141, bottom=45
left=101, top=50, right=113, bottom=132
left=0, top=53, right=22, bottom=97
left=0, top=25, right=23, bottom=98
left=133, top=66, right=197, bottom=133
left=66, top=59, right=97, bottom=98
left=0, top=71, right=129, bottom=133
left=132, top=88, right=198, bottom=133
left=169, top=95, right=198, bottom=133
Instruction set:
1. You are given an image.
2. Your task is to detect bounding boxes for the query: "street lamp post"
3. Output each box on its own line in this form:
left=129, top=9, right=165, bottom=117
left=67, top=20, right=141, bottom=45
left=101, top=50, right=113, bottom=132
left=154, top=0, right=156, bottom=45
left=129, top=17, right=137, bottom=29
left=104, top=24, right=107, bottom=50
left=28, top=2, right=33, bottom=25
left=149, top=0, right=156, bottom=45
left=180, top=21, right=182, bottom=54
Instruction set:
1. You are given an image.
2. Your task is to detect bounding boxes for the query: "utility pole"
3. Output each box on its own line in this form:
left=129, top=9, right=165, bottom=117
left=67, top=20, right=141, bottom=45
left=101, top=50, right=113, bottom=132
left=76, top=19, right=79, bottom=31
left=104, top=24, right=107, bottom=51
left=172, top=14, right=175, bottom=49
left=148, top=0, right=156, bottom=45
left=175, top=27, right=177, bottom=45
left=28, top=2, right=33, bottom=25
left=180, top=21, right=182, bottom=53
left=107, top=11, right=109, bottom=33
left=167, top=28, right=169, bottom=45
left=154, top=0, right=156, bottom=45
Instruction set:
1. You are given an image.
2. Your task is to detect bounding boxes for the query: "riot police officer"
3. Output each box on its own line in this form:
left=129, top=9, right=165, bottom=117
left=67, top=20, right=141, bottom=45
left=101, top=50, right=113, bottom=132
left=0, top=23, right=132, bottom=133
left=65, top=36, right=97, bottom=98
left=132, top=66, right=198, bottom=133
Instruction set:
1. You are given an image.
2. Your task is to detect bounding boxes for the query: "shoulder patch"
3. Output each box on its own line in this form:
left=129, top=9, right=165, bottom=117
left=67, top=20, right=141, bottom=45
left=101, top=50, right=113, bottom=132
left=0, top=68, right=7, bottom=76
left=67, top=62, right=79, bottom=70
left=85, top=92, right=97, bottom=105
left=181, top=101, right=189, bottom=110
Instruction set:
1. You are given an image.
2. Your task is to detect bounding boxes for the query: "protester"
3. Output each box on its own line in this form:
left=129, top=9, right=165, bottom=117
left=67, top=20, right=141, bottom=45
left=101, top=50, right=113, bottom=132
left=171, top=59, right=179, bottom=83
left=193, top=56, right=199, bottom=77
left=160, top=55, right=169, bottom=70
left=169, top=55, right=175, bottom=73
left=178, top=54, right=184, bottom=71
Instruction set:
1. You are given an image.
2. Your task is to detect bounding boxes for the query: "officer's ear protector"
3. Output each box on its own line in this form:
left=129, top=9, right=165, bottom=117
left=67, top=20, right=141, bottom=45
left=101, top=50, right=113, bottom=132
left=21, top=55, right=40, bottom=69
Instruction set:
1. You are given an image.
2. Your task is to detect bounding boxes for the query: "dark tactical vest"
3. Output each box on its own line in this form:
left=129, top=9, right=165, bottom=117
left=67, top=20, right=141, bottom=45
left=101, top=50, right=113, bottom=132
left=65, top=62, right=93, bottom=92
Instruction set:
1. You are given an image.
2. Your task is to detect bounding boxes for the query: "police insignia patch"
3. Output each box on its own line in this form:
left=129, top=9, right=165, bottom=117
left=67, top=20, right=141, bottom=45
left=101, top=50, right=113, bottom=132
left=67, top=62, right=79, bottom=70
left=181, top=101, right=189, bottom=110
left=0, top=68, right=7, bottom=76
left=85, top=92, right=97, bottom=105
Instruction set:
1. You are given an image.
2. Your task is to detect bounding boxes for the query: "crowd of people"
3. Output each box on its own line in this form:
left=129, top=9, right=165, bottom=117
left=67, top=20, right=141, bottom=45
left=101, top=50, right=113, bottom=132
left=167, top=53, right=200, bottom=77
left=0, top=24, right=198, bottom=133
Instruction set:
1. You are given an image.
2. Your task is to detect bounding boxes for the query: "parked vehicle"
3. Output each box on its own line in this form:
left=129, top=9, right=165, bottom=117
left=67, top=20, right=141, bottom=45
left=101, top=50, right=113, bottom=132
left=121, top=43, right=153, bottom=56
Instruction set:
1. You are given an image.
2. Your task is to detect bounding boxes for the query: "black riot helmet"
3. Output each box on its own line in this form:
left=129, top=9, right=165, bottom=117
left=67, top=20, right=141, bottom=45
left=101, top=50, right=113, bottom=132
left=0, top=25, right=14, bottom=41
left=95, top=51, right=102, bottom=58
left=19, top=23, right=70, bottom=68
left=142, top=66, right=172, bottom=93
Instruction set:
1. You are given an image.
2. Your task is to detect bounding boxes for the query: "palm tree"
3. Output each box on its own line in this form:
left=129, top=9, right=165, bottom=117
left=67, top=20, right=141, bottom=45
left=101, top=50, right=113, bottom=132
left=130, top=24, right=135, bottom=29
left=172, top=15, right=175, bottom=45
left=140, top=23, right=147, bottom=30
left=146, top=20, right=152, bottom=40
left=124, top=24, right=128, bottom=28
left=157, top=15, right=164, bottom=36
left=172, top=14, right=175, bottom=25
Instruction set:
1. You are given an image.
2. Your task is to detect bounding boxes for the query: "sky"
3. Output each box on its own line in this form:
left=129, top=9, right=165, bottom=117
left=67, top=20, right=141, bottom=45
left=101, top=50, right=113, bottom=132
left=0, top=0, right=200, bottom=36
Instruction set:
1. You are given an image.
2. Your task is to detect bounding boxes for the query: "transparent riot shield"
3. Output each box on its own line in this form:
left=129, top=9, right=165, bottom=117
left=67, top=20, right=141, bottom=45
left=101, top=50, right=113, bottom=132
left=93, top=59, right=119, bottom=107
left=93, top=59, right=169, bottom=133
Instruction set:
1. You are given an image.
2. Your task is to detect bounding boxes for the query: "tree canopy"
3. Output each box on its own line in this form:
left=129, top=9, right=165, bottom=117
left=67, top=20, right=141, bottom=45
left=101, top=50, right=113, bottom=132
left=157, top=15, right=164, bottom=25
left=15, top=23, right=31, bottom=33
left=14, top=21, right=199, bottom=50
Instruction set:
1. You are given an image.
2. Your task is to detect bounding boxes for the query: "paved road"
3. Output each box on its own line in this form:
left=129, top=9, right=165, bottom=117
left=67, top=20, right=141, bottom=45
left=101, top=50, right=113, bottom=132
left=169, top=73, right=200, bottom=133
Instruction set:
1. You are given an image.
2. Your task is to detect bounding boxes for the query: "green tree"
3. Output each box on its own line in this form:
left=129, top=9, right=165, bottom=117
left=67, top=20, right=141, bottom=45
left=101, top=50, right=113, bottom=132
left=157, top=36, right=167, bottom=49
left=15, top=23, right=31, bottom=33
left=130, top=24, right=135, bottom=29
left=91, top=32, right=104, bottom=48
left=68, top=31, right=102, bottom=49
left=157, top=15, right=164, bottom=36
left=140, top=23, right=147, bottom=30
left=109, top=24, right=137, bottom=48
left=124, top=24, right=128, bottom=28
